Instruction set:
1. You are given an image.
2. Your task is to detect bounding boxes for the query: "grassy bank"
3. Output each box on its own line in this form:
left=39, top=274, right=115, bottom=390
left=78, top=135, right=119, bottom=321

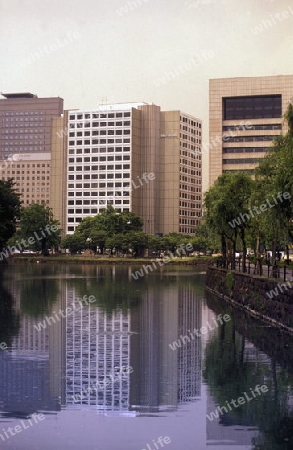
left=9, top=255, right=214, bottom=265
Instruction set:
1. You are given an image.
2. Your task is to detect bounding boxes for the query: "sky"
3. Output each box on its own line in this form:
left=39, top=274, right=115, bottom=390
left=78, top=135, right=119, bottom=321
left=1, top=0, right=293, bottom=190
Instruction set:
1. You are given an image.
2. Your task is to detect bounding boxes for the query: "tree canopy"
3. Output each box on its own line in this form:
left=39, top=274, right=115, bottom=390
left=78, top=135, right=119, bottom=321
left=203, top=103, right=293, bottom=269
left=0, top=179, right=21, bottom=253
left=18, top=203, right=61, bottom=255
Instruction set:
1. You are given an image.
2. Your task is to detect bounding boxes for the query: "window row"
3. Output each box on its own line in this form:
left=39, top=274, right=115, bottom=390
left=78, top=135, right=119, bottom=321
left=68, top=191, right=130, bottom=197
left=223, top=135, right=278, bottom=143
left=69, top=121, right=130, bottom=130
left=180, top=126, right=202, bottom=136
left=223, top=158, right=260, bottom=164
left=180, top=167, right=201, bottom=176
left=4, top=129, right=46, bottom=134
left=180, top=150, right=202, bottom=160
left=68, top=167, right=130, bottom=174
left=69, top=164, right=130, bottom=171
left=179, top=200, right=201, bottom=209
left=67, top=204, right=130, bottom=216
left=179, top=218, right=197, bottom=225
left=68, top=146, right=130, bottom=154
left=68, top=199, right=130, bottom=205
left=70, top=130, right=131, bottom=139
left=180, top=184, right=198, bottom=193
left=180, top=135, right=201, bottom=145
left=69, top=138, right=130, bottom=146
left=180, top=193, right=198, bottom=200
left=69, top=112, right=131, bottom=120
left=223, top=124, right=282, bottom=131
left=180, top=159, right=201, bottom=168
left=68, top=176, right=129, bottom=186
left=10, top=176, right=48, bottom=180
left=179, top=208, right=199, bottom=215
left=68, top=173, right=130, bottom=180
left=223, top=147, right=268, bottom=154
left=2, top=132, right=44, bottom=140
left=180, top=116, right=201, bottom=128
left=223, top=95, right=282, bottom=120
left=181, top=142, right=201, bottom=149
left=68, top=156, right=130, bottom=162
left=6, top=164, right=49, bottom=168
left=179, top=175, right=201, bottom=184
left=68, top=183, right=130, bottom=192
left=2, top=111, right=46, bottom=116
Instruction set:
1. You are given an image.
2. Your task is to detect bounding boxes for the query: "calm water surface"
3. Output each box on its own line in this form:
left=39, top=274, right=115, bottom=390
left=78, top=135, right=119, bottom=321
left=0, top=263, right=293, bottom=450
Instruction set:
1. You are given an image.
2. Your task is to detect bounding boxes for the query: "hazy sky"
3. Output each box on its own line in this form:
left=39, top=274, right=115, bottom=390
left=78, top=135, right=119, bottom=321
left=1, top=0, right=293, bottom=190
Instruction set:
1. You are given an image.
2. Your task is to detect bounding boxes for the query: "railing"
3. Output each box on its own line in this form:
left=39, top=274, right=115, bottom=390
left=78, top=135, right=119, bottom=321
left=215, top=258, right=293, bottom=282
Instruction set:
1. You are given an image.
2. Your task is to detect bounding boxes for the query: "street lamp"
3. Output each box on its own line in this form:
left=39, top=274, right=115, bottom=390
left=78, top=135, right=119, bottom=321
left=86, top=237, right=92, bottom=250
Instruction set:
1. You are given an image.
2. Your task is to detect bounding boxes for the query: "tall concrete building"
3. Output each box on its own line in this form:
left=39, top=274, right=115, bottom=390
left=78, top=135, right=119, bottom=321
left=209, top=75, right=293, bottom=187
left=52, top=102, right=202, bottom=235
left=0, top=93, right=63, bottom=205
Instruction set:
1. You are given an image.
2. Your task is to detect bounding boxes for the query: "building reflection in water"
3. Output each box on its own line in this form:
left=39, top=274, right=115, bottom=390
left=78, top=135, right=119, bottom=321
left=130, top=283, right=202, bottom=415
left=0, top=274, right=203, bottom=418
left=65, top=285, right=132, bottom=416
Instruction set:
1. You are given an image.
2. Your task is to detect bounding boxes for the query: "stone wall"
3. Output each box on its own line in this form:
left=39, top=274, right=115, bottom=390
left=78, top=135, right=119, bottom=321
left=206, top=267, right=293, bottom=332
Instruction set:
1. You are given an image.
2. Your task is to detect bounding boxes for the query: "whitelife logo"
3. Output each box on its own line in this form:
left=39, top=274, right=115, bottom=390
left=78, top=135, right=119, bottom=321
left=266, top=279, right=292, bottom=299
left=206, top=384, right=268, bottom=421
left=131, top=244, right=193, bottom=280
left=169, top=314, right=231, bottom=350
left=34, top=295, right=96, bottom=331
left=228, top=192, right=291, bottom=229
left=0, top=224, right=59, bottom=261
left=19, top=31, right=81, bottom=68
left=116, top=0, right=150, bottom=16
left=154, top=50, right=214, bottom=87
left=251, top=5, right=293, bottom=35
left=0, top=413, right=45, bottom=443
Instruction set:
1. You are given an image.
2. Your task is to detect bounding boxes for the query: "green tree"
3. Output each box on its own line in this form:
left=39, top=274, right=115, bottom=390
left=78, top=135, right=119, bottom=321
left=19, top=204, right=61, bottom=256
left=255, top=103, right=293, bottom=265
left=61, top=233, right=85, bottom=254
left=190, top=222, right=220, bottom=253
left=94, top=205, right=143, bottom=235
left=0, top=179, right=21, bottom=256
left=204, top=172, right=253, bottom=270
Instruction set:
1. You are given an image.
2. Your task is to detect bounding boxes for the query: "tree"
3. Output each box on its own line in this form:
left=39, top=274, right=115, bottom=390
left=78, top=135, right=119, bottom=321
left=61, top=234, right=85, bottom=254
left=190, top=222, right=220, bottom=254
left=93, top=205, right=143, bottom=235
left=204, top=172, right=253, bottom=270
left=19, top=204, right=61, bottom=256
left=69, top=206, right=144, bottom=255
left=255, top=103, right=293, bottom=266
left=0, top=179, right=21, bottom=256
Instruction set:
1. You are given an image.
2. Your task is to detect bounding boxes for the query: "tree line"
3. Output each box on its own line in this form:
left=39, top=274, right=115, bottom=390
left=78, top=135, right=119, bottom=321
left=204, top=104, right=293, bottom=272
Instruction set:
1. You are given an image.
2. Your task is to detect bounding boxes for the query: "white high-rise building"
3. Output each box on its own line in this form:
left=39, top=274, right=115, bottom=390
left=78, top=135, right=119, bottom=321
left=52, top=102, right=202, bottom=235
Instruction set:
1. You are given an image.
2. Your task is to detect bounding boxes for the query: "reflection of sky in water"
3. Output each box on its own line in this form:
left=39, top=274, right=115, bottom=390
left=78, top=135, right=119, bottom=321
left=0, top=264, right=292, bottom=449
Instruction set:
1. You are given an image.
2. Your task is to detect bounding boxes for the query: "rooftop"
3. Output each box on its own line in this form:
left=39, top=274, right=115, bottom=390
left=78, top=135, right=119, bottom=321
left=1, top=92, right=37, bottom=99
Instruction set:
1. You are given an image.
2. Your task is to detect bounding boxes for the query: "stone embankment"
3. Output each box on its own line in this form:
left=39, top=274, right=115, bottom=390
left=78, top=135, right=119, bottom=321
left=206, top=266, right=293, bottom=333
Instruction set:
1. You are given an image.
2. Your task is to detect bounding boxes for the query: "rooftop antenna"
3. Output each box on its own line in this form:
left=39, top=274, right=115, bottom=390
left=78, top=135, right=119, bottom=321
left=100, top=97, right=108, bottom=106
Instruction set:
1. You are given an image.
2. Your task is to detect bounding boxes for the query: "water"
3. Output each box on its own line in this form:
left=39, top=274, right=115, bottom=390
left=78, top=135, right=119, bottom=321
left=0, top=263, right=292, bottom=450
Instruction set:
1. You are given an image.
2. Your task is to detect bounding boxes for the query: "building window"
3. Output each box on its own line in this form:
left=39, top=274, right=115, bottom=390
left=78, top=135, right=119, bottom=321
left=223, top=95, right=282, bottom=120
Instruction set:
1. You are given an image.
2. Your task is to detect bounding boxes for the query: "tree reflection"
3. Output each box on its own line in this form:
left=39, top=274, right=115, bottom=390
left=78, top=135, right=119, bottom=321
left=204, top=290, right=293, bottom=448
left=20, top=267, right=59, bottom=317
left=0, top=268, right=20, bottom=346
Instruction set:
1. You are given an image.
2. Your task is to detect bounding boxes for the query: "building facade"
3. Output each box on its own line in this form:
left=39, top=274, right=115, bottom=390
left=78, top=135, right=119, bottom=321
left=209, top=75, right=293, bottom=187
left=0, top=93, right=63, bottom=205
left=55, top=102, right=202, bottom=235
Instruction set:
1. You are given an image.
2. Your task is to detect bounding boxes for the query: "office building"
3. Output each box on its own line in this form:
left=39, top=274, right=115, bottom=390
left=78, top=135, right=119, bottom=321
left=54, top=102, right=202, bottom=235
left=0, top=93, right=63, bottom=205
left=209, top=75, right=293, bottom=186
